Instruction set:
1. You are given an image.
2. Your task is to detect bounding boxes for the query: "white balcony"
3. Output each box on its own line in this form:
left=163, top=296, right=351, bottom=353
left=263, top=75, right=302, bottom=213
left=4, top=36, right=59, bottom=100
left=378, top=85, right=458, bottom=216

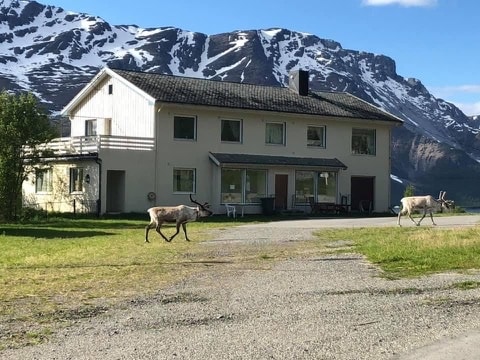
left=25, top=136, right=155, bottom=156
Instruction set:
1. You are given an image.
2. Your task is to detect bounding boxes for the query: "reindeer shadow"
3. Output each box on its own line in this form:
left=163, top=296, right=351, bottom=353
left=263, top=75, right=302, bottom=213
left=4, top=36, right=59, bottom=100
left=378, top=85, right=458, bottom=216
left=0, top=227, right=114, bottom=239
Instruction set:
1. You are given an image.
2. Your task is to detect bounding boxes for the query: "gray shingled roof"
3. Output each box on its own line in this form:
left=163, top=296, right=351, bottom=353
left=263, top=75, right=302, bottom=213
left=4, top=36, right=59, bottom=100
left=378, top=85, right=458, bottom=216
left=209, top=152, right=347, bottom=169
left=110, top=68, right=403, bottom=124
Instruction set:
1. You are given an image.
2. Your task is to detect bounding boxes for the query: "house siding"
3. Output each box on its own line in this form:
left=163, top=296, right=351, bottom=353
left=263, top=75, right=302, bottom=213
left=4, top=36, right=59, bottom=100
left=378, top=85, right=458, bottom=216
left=70, top=76, right=155, bottom=138
left=153, top=104, right=393, bottom=213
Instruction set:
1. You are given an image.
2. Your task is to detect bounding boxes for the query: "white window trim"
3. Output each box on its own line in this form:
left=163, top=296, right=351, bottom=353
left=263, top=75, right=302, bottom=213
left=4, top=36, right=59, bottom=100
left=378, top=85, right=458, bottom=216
left=173, top=115, right=197, bottom=141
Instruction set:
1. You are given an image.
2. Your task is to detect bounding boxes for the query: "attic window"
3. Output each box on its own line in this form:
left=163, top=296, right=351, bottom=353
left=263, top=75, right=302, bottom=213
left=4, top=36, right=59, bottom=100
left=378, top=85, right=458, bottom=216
left=108, top=84, right=113, bottom=94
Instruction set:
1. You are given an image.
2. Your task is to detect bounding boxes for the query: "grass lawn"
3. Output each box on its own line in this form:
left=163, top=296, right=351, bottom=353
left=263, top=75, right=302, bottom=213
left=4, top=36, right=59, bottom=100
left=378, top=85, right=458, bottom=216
left=315, top=226, right=480, bottom=278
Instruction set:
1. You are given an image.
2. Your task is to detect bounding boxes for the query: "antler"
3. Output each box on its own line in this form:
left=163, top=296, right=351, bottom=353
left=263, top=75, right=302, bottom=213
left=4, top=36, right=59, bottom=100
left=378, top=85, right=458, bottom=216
left=189, top=193, right=200, bottom=205
left=190, top=194, right=210, bottom=210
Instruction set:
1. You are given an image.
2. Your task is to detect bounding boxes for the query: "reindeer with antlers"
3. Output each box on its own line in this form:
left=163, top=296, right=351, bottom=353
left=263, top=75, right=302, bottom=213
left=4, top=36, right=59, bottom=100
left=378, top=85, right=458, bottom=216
left=397, top=190, right=454, bottom=226
left=145, top=194, right=213, bottom=242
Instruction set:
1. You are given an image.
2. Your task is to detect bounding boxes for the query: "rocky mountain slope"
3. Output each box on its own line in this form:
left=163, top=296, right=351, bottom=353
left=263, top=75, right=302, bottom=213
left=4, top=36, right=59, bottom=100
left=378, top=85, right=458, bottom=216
left=1, top=0, right=480, bottom=205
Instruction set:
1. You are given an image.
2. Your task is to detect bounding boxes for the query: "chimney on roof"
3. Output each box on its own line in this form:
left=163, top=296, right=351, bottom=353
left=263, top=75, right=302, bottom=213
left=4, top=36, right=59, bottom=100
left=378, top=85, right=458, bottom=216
left=289, top=70, right=309, bottom=96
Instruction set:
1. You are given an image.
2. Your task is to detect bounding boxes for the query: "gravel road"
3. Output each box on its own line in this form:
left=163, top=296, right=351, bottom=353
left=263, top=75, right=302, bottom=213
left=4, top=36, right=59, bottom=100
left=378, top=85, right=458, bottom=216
left=2, top=215, right=480, bottom=359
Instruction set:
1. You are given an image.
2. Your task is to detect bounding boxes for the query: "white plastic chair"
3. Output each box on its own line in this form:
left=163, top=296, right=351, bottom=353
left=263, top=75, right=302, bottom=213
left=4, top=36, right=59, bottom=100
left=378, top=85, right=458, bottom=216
left=225, top=203, right=237, bottom=218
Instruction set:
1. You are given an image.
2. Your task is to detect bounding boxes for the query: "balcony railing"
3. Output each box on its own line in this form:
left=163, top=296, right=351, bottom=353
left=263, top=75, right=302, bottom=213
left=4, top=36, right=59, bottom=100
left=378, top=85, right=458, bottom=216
left=25, top=136, right=155, bottom=156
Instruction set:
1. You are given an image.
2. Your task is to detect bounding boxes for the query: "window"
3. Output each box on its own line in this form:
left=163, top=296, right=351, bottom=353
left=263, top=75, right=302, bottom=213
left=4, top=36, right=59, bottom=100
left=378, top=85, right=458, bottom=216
left=265, top=122, right=285, bottom=145
left=174, top=115, right=196, bottom=140
left=221, top=119, right=242, bottom=142
left=294, top=170, right=337, bottom=204
left=352, top=128, right=376, bottom=155
left=85, top=119, right=97, bottom=136
left=35, top=168, right=53, bottom=193
left=70, top=168, right=84, bottom=193
left=221, top=168, right=267, bottom=203
left=108, top=84, right=113, bottom=94
left=307, top=126, right=326, bottom=147
left=245, top=169, right=267, bottom=203
left=173, top=168, right=195, bottom=193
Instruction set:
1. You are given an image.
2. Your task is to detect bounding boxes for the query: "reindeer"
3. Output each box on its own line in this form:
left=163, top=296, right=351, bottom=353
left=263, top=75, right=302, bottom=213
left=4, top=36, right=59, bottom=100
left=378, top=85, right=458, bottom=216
left=397, top=190, right=454, bottom=226
left=145, top=194, right=213, bottom=242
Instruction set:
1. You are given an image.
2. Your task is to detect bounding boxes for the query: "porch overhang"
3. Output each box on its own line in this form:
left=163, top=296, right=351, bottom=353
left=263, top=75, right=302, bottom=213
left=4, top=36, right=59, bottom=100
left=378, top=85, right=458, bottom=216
left=208, top=152, right=347, bottom=170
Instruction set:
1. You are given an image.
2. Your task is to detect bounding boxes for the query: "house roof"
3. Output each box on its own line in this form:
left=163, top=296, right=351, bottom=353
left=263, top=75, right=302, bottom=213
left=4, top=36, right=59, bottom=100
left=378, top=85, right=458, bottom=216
left=108, top=68, right=403, bottom=124
left=209, top=152, right=347, bottom=169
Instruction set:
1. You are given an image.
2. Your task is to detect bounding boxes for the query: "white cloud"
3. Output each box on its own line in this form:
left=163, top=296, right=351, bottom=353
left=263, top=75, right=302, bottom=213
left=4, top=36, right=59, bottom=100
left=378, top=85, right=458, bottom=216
left=428, top=85, right=480, bottom=98
left=427, top=84, right=480, bottom=116
left=451, top=101, right=480, bottom=117
left=362, top=0, right=437, bottom=7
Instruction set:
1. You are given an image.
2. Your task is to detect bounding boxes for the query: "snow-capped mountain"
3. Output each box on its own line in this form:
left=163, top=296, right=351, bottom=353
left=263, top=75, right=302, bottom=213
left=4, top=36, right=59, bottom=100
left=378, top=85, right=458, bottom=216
left=2, top=0, right=480, bottom=204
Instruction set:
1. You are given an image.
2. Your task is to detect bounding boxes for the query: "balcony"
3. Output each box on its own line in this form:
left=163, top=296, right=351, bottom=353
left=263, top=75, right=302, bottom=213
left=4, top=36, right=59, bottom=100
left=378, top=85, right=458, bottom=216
left=25, top=136, right=155, bottom=157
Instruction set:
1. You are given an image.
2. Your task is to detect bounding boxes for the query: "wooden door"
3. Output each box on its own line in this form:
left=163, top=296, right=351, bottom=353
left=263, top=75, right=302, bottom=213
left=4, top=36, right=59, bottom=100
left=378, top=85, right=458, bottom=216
left=350, top=176, right=374, bottom=212
left=275, top=174, right=288, bottom=210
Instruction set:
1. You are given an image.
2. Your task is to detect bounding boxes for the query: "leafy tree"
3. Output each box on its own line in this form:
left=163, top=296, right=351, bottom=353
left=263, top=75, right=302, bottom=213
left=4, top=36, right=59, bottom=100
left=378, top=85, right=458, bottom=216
left=0, top=91, right=57, bottom=221
left=404, top=184, right=415, bottom=197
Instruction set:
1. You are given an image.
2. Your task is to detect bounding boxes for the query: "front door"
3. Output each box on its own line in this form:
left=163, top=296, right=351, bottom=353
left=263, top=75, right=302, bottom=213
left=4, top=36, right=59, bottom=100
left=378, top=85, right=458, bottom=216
left=351, top=176, right=374, bottom=212
left=106, top=170, right=125, bottom=213
left=275, top=174, right=288, bottom=210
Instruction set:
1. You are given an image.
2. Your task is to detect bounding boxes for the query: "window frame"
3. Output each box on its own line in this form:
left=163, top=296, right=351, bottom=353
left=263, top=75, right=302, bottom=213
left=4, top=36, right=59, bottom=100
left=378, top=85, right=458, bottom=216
left=294, top=170, right=338, bottom=204
left=221, top=118, right=243, bottom=143
left=173, top=168, right=196, bottom=194
left=69, top=167, right=84, bottom=193
left=174, top=115, right=197, bottom=141
left=265, top=122, right=286, bottom=145
left=221, top=168, right=267, bottom=204
left=351, top=128, right=376, bottom=155
left=35, top=168, right=53, bottom=193
left=85, top=119, right=97, bottom=137
left=307, top=125, right=326, bottom=148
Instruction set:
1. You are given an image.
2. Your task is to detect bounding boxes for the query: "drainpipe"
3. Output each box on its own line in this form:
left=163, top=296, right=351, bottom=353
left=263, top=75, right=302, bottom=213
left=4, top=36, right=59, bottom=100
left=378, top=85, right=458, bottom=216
left=95, top=156, right=102, bottom=217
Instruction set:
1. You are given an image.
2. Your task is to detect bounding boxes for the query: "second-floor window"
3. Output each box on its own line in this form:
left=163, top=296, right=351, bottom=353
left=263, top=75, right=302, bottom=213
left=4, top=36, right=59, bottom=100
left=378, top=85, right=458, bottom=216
left=174, top=115, right=196, bottom=140
left=70, top=168, right=84, bottom=193
left=265, top=122, right=285, bottom=145
left=307, top=126, right=326, bottom=148
left=173, top=168, right=195, bottom=193
left=35, top=168, right=53, bottom=193
left=221, top=119, right=242, bottom=143
left=85, top=119, right=97, bottom=136
left=352, top=128, right=376, bottom=155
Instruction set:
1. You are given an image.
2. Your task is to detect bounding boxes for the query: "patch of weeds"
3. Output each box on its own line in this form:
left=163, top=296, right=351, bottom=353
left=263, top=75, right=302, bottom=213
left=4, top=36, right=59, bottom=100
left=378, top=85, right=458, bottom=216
left=259, top=254, right=273, bottom=260
left=158, top=292, right=208, bottom=305
left=450, top=281, right=480, bottom=290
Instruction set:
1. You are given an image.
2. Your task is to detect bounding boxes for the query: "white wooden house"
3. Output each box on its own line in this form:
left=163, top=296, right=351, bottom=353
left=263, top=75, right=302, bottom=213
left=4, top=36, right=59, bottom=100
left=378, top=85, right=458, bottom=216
left=22, top=67, right=403, bottom=215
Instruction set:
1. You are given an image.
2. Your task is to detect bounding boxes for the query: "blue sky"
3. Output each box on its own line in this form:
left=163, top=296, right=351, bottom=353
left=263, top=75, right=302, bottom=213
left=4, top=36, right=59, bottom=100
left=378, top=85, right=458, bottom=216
left=46, top=0, right=480, bottom=116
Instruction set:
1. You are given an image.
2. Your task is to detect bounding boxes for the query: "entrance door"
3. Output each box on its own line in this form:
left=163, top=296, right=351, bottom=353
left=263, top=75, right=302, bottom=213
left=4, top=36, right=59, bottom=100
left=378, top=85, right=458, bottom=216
left=275, top=174, right=288, bottom=210
left=350, top=176, right=374, bottom=212
left=106, top=170, right=125, bottom=213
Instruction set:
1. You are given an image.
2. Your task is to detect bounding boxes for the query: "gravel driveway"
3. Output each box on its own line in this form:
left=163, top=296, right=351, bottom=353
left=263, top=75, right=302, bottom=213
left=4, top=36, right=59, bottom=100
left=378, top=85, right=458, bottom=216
left=2, top=215, right=480, bottom=359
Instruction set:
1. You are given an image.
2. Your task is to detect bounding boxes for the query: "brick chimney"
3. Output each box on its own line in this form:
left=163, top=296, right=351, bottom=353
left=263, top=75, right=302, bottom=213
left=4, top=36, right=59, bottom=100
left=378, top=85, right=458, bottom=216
left=288, top=70, right=309, bottom=96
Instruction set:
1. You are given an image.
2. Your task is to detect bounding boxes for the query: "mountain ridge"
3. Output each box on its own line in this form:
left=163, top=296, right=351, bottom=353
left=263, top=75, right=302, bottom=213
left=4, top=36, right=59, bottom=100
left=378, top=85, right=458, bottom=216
left=1, top=0, right=480, bottom=204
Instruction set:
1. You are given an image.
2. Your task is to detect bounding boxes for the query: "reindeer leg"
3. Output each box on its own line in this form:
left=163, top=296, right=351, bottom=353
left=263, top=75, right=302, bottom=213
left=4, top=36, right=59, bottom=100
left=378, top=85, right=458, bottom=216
left=407, top=212, right=419, bottom=226
left=182, top=223, right=190, bottom=241
left=156, top=224, right=170, bottom=242
left=429, top=210, right=437, bottom=226
left=416, top=209, right=427, bottom=226
left=169, top=223, right=181, bottom=242
left=145, top=221, right=156, bottom=243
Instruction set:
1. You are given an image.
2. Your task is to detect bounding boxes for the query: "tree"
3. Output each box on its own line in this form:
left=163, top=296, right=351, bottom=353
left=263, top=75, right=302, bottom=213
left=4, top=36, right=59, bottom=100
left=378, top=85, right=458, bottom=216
left=404, top=184, right=415, bottom=198
left=0, top=91, right=57, bottom=221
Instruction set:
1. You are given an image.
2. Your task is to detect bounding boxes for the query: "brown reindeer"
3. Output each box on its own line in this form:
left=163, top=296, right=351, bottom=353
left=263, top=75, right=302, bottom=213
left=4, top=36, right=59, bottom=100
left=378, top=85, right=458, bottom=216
left=145, top=194, right=212, bottom=242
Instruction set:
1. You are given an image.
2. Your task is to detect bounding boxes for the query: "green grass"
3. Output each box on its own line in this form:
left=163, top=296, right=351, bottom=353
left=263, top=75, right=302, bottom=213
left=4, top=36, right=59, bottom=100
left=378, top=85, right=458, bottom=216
left=315, top=226, right=480, bottom=278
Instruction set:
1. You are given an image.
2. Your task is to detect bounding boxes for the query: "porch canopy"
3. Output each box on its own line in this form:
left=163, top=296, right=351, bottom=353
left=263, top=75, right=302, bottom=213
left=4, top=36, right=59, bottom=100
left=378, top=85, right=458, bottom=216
left=208, top=152, right=347, bottom=169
